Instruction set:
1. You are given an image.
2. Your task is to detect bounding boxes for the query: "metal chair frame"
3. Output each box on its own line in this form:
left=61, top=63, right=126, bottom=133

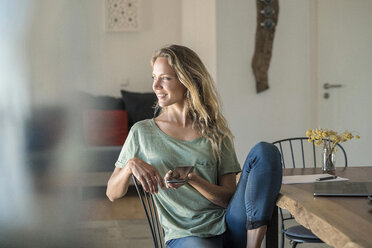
left=132, top=175, right=165, bottom=248
left=273, top=137, right=348, bottom=248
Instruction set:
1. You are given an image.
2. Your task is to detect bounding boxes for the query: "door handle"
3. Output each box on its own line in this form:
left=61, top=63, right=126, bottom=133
left=323, top=83, right=343, bottom=90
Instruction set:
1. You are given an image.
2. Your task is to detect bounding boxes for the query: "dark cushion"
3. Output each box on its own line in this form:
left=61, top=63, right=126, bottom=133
left=79, top=91, right=125, bottom=110
left=120, top=90, right=157, bottom=126
left=83, top=110, right=128, bottom=146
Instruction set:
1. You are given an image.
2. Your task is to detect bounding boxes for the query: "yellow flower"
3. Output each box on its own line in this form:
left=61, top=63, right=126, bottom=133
left=306, top=130, right=312, bottom=137
left=315, top=129, right=322, bottom=135
left=332, top=135, right=341, bottom=143
left=322, top=132, right=329, bottom=138
left=305, top=128, right=359, bottom=153
left=329, top=130, right=337, bottom=136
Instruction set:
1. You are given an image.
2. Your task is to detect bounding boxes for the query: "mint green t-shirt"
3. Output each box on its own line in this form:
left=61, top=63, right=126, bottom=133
left=115, top=119, right=241, bottom=242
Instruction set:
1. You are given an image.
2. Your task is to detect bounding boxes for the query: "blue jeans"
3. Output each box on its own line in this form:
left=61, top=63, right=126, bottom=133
left=166, top=142, right=283, bottom=248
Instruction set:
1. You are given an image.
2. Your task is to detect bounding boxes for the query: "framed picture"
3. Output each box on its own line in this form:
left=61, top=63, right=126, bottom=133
left=105, top=0, right=140, bottom=32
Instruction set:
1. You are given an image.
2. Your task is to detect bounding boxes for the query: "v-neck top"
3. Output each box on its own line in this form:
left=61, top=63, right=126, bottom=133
left=152, top=118, right=203, bottom=143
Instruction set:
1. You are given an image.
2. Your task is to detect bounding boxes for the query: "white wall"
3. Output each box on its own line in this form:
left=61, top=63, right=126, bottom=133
left=216, top=0, right=317, bottom=163
left=28, top=0, right=219, bottom=99
left=181, top=0, right=217, bottom=81
left=29, top=0, right=182, bottom=99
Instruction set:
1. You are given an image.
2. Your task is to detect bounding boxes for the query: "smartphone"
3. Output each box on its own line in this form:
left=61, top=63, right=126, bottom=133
left=166, top=166, right=194, bottom=184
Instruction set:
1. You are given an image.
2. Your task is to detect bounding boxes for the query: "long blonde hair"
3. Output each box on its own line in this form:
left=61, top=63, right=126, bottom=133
left=151, top=45, right=234, bottom=161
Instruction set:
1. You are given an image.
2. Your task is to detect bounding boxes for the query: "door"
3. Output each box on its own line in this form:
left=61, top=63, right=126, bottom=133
left=317, top=0, right=372, bottom=166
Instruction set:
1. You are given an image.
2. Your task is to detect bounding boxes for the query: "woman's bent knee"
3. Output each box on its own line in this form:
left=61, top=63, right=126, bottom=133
left=252, top=142, right=279, bottom=156
left=250, top=142, right=281, bottom=167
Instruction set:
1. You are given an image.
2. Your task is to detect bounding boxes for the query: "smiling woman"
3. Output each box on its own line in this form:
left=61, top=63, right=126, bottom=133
left=106, top=45, right=283, bottom=248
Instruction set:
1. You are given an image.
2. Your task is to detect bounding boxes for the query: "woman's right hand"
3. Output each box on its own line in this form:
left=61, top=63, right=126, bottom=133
left=128, top=157, right=165, bottom=194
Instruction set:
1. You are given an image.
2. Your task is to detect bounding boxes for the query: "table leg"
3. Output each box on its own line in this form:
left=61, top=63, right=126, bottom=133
left=266, top=206, right=278, bottom=248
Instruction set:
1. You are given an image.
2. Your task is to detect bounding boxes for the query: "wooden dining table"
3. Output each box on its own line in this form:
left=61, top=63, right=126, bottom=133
left=267, top=166, right=372, bottom=248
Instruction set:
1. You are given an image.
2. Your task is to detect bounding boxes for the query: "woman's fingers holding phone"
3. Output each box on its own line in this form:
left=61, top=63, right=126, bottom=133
left=164, top=170, right=173, bottom=188
left=167, top=182, right=184, bottom=189
left=164, top=170, right=185, bottom=189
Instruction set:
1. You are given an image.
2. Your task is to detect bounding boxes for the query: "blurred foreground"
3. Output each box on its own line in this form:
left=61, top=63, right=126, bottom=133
left=0, top=1, right=95, bottom=247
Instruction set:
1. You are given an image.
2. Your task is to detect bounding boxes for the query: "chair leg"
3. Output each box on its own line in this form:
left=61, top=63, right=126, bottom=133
left=292, top=242, right=298, bottom=248
left=281, top=233, right=285, bottom=248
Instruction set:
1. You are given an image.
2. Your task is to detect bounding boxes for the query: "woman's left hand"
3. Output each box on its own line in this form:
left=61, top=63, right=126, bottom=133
left=164, top=170, right=193, bottom=189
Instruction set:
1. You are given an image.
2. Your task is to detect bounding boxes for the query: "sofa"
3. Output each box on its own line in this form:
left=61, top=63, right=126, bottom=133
left=26, top=90, right=157, bottom=198
left=79, top=90, right=158, bottom=194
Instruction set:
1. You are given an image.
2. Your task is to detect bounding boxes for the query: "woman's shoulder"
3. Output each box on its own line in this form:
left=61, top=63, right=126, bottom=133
left=130, top=119, right=156, bottom=134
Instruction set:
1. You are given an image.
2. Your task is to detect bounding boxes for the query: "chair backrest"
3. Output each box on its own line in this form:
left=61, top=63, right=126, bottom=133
left=273, top=137, right=348, bottom=168
left=132, top=175, right=165, bottom=248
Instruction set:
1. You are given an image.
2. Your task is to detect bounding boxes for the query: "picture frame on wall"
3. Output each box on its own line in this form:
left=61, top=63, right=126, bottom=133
left=105, top=0, right=140, bottom=32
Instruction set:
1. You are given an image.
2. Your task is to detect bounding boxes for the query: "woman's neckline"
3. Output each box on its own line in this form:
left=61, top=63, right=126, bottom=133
left=150, top=119, right=203, bottom=143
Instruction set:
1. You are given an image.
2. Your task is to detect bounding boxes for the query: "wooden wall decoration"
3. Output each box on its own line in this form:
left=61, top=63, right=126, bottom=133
left=251, top=0, right=279, bottom=93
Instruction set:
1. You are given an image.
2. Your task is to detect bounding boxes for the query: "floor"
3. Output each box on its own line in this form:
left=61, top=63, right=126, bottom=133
left=82, top=187, right=146, bottom=221
left=80, top=186, right=329, bottom=248
left=80, top=186, right=153, bottom=248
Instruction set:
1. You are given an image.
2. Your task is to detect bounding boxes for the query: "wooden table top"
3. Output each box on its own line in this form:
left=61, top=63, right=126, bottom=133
left=278, top=166, right=372, bottom=248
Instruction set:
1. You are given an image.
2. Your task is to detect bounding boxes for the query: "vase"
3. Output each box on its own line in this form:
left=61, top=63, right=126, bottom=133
left=322, top=148, right=336, bottom=175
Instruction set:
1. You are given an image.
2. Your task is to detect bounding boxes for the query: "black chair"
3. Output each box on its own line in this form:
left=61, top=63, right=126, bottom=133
left=132, top=175, right=165, bottom=248
left=272, top=137, right=347, bottom=248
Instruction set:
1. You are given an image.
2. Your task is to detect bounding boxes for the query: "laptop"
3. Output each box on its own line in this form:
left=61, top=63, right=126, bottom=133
left=313, top=181, right=372, bottom=197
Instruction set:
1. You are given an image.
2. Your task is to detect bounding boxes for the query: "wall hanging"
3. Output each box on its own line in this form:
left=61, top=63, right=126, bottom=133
left=251, top=0, right=279, bottom=93
left=105, top=0, right=140, bottom=32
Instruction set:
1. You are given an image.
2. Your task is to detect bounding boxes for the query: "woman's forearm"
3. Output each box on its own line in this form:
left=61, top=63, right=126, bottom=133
left=187, top=173, right=236, bottom=208
left=106, top=165, right=132, bottom=202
